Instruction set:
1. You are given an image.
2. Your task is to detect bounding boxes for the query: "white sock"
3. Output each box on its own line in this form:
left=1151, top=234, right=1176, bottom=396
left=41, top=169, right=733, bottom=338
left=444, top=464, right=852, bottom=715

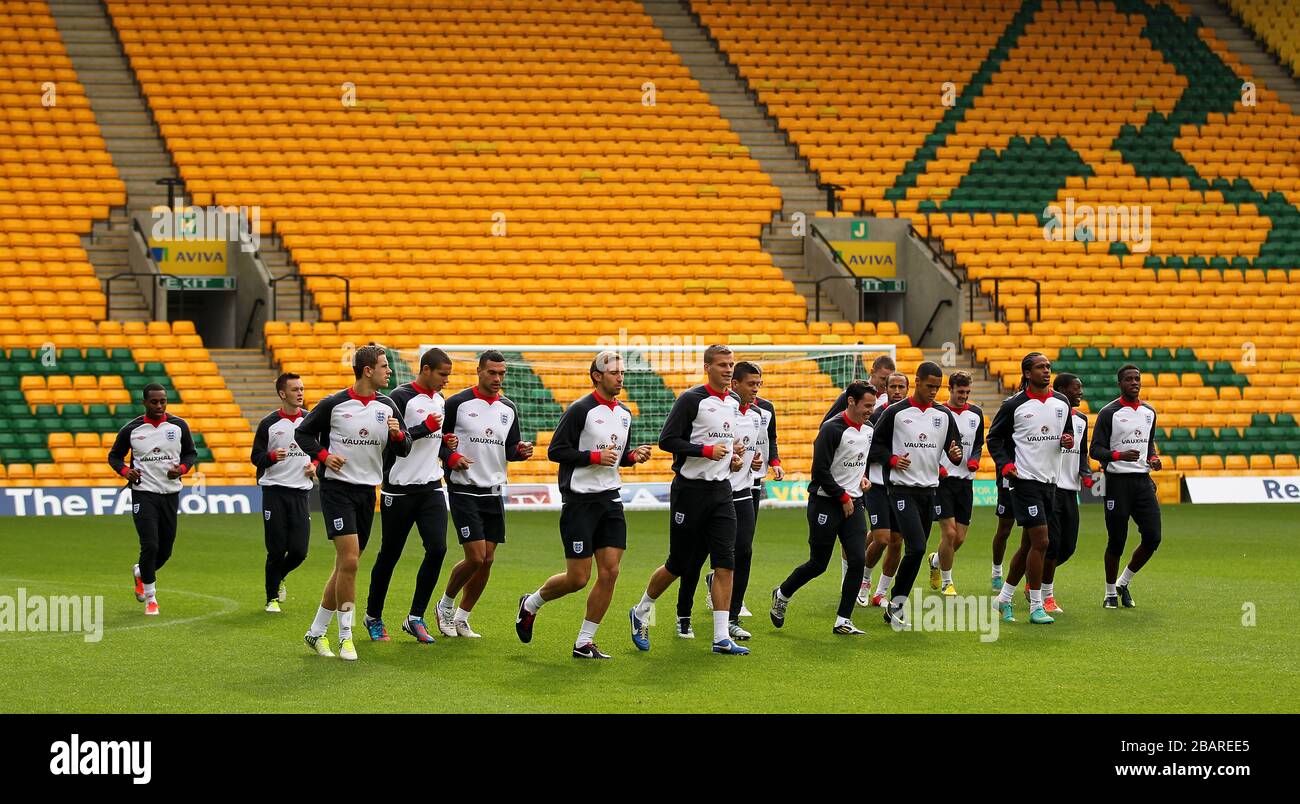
left=841, top=558, right=848, bottom=586
left=996, top=585, right=1014, bottom=604
left=992, top=563, right=1003, bottom=579
left=1118, top=567, right=1136, bottom=586
left=1106, top=582, right=1117, bottom=596
left=862, top=568, right=872, bottom=589
left=338, top=606, right=354, bottom=640
left=775, top=587, right=790, bottom=602
left=439, top=594, right=455, bottom=611
left=309, top=606, right=334, bottom=637
left=575, top=619, right=599, bottom=648
left=1028, top=588, right=1042, bottom=609
left=407, top=613, right=423, bottom=624
left=1042, top=582, right=1054, bottom=598
left=143, top=582, right=156, bottom=601
left=454, top=607, right=471, bottom=624
left=941, top=569, right=952, bottom=585
left=874, top=574, right=893, bottom=597
left=930, top=553, right=939, bottom=569
left=712, top=609, right=729, bottom=643
left=524, top=589, right=545, bottom=614
left=133, top=564, right=141, bottom=579
left=634, top=590, right=655, bottom=621
left=835, top=615, right=853, bottom=627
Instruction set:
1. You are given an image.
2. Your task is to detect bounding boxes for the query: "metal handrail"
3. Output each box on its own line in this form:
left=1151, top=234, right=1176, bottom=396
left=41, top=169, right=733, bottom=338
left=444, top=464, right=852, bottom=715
left=813, top=275, right=867, bottom=323
left=269, top=272, right=350, bottom=322
left=971, top=277, right=1042, bottom=323
left=241, top=297, right=265, bottom=349
left=916, top=298, right=954, bottom=345
left=908, top=224, right=961, bottom=281
left=103, top=271, right=195, bottom=320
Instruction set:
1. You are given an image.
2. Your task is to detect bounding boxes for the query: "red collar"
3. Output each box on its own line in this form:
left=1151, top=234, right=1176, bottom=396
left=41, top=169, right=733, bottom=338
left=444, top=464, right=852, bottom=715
left=909, top=396, right=932, bottom=412
left=348, top=387, right=376, bottom=404
left=472, top=386, right=500, bottom=404
left=946, top=403, right=968, bottom=414
left=144, top=413, right=166, bottom=427
left=277, top=408, right=303, bottom=422
left=703, top=384, right=729, bottom=400
left=1119, top=398, right=1142, bottom=410
left=412, top=381, right=437, bottom=398
left=841, top=411, right=862, bottom=430
left=738, top=399, right=755, bottom=415
left=1025, top=386, right=1052, bottom=402
left=592, top=390, right=618, bottom=410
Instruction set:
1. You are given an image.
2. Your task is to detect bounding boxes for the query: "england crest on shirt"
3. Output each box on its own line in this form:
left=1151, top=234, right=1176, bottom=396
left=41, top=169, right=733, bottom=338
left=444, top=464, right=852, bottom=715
left=932, top=416, right=942, bottom=429
left=500, top=413, right=509, bottom=425
left=165, top=429, right=177, bottom=441
left=375, top=409, right=386, bottom=423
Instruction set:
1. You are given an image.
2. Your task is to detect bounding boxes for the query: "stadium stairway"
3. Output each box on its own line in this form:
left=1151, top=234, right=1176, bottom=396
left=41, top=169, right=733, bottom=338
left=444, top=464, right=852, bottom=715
left=642, top=0, right=847, bottom=324
left=48, top=0, right=309, bottom=325
left=208, top=348, right=287, bottom=430
left=1189, top=0, right=1300, bottom=109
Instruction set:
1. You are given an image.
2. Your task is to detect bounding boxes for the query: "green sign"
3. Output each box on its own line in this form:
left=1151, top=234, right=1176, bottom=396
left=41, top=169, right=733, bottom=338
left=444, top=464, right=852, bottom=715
left=764, top=479, right=999, bottom=506
left=850, top=220, right=869, bottom=240
left=859, top=278, right=906, bottom=293
left=159, top=276, right=235, bottom=291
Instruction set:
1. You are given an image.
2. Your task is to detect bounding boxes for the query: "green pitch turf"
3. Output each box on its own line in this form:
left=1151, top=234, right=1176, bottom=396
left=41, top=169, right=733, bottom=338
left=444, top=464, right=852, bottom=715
left=0, top=504, right=1296, bottom=713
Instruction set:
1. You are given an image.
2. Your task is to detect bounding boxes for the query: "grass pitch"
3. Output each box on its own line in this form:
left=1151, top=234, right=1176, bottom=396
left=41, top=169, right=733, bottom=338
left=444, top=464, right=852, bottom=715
left=0, top=503, right=1295, bottom=713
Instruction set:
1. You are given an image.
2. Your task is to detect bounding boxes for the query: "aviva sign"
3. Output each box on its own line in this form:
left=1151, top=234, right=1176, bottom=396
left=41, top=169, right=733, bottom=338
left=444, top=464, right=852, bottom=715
left=831, top=240, right=897, bottom=277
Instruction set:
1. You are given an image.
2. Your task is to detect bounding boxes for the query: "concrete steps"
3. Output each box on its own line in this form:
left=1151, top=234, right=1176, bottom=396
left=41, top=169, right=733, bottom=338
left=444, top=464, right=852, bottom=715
left=207, top=349, right=285, bottom=428
left=1187, top=0, right=1300, bottom=113
left=642, top=0, right=841, bottom=323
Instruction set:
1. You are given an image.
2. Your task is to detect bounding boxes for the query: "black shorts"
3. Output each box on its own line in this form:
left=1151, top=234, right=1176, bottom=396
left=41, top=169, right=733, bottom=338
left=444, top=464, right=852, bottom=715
left=559, top=493, right=627, bottom=559
left=995, top=475, right=1014, bottom=520
left=665, top=478, right=736, bottom=575
left=1008, top=477, right=1055, bottom=528
left=865, top=482, right=896, bottom=532
left=379, top=484, right=448, bottom=547
left=808, top=493, right=868, bottom=548
left=319, top=479, right=376, bottom=548
left=132, top=489, right=178, bottom=542
left=936, top=476, right=973, bottom=526
left=447, top=487, right=506, bottom=545
left=1048, top=486, right=1080, bottom=563
left=262, top=484, right=311, bottom=545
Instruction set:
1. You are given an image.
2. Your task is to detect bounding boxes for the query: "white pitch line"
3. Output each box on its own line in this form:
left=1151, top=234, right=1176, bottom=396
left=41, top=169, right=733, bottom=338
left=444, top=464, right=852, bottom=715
left=0, top=577, right=241, bottom=644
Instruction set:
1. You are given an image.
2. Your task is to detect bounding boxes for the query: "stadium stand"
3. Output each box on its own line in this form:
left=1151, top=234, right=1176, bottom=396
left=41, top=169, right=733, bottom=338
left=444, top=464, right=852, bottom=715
left=1226, top=0, right=1300, bottom=76
left=695, top=0, right=1300, bottom=476
left=0, top=1, right=253, bottom=487
left=100, top=0, right=926, bottom=484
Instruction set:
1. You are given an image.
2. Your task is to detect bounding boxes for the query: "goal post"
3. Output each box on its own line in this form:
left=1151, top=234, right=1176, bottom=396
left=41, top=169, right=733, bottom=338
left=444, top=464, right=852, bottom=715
left=392, top=343, right=897, bottom=510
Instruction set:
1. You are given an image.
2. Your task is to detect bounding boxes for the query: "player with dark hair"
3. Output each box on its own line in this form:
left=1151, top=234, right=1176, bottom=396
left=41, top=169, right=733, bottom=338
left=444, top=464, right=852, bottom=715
left=868, top=362, right=962, bottom=628
left=1035, top=371, right=1093, bottom=613
left=928, top=370, right=983, bottom=595
left=745, top=362, right=781, bottom=619
left=770, top=381, right=875, bottom=635
left=988, top=352, right=1074, bottom=625
left=434, top=350, right=533, bottom=638
left=295, top=345, right=411, bottom=660
left=862, top=370, right=909, bottom=606
left=990, top=355, right=1044, bottom=593
left=250, top=372, right=317, bottom=613
left=108, top=382, right=197, bottom=616
left=362, top=347, right=457, bottom=644
left=629, top=344, right=749, bottom=655
left=515, top=351, right=651, bottom=658
left=1090, top=364, right=1162, bottom=609
left=823, top=353, right=895, bottom=423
